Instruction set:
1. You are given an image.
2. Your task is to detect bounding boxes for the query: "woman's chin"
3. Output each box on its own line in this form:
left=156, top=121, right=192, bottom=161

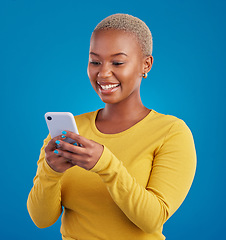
left=97, top=92, right=121, bottom=104
left=100, top=98, right=118, bottom=104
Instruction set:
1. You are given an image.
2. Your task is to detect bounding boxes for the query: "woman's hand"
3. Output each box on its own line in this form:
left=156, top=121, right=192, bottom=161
left=44, top=131, right=104, bottom=173
left=44, top=134, right=74, bottom=173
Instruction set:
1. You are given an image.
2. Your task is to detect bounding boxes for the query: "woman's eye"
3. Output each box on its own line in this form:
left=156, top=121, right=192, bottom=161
left=112, top=62, right=124, bottom=66
left=90, top=61, right=101, bottom=65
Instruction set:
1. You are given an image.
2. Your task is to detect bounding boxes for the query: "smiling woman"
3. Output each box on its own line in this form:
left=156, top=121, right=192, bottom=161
left=88, top=29, right=153, bottom=109
left=27, top=13, right=196, bottom=240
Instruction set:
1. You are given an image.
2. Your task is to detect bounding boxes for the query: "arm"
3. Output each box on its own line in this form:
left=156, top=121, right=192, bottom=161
left=27, top=135, right=63, bottom=228
left=90, top=120, right=196, bottom=233
left=54, top=121, right=196, bottom=233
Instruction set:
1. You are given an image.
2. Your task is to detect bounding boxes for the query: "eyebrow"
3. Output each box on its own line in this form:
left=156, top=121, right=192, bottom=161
left=89, top=52, right=128, bottom=57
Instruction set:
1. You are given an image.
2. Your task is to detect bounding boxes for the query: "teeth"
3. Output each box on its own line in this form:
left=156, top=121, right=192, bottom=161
left=100, top=84, right=119, bottom=90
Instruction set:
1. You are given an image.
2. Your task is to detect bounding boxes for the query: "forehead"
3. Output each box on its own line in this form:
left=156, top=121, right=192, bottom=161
left=89, top=29, right=142, bottom=57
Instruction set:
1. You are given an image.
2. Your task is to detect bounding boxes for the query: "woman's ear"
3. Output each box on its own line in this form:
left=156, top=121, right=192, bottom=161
left=143, top=55, right=154, bottom=74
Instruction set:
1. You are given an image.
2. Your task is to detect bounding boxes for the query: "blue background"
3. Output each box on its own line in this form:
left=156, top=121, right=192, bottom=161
left=1, top=0, right=225, bottom=239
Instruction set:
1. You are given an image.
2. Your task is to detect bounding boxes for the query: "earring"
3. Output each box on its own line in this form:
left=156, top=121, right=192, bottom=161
left=142, top=73, right=148, bottom=79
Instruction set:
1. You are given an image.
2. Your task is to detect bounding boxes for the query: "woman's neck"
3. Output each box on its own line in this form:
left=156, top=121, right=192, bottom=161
left=95, top=99, right=150, bottom=134
left=97, top=94, right=150, bottom=122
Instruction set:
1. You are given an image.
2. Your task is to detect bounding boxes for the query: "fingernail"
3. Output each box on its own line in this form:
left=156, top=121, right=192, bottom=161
left=61, top=135, right=66, bottom=138
left=54, top=150, right=59, bottom=154
left=55, top=140, right=60, bottom=144
left=73, top=142, right=78, bottom=146
left=62, top=131, right=67, bottom=135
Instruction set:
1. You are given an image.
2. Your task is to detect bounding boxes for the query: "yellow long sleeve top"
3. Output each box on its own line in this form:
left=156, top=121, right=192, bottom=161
left=27, top=110, right=196, bottom=240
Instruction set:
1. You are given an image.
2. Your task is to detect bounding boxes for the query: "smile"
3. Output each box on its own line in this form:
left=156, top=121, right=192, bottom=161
left=100, top=84, right=120, bottom=90
left=97, top=82, right=121, bottom=94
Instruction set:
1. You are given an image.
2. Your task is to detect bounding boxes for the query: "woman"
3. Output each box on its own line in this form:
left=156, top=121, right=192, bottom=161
left=27, top=14, right=196, bottom=240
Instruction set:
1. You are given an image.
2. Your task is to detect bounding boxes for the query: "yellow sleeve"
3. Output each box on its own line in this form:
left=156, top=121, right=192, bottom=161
left=90, top=120, right=196, bottom=233
left=27, top=135, right=64, bottom=228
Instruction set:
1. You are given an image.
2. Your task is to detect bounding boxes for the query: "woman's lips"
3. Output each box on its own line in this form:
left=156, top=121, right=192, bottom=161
left=97, top=82, right=120, bottom=94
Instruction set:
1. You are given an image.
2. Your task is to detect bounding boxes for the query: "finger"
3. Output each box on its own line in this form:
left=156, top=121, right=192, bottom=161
left=46, top=149, right=65, bottom=162
left=55, top=140, right=86, bottom=155
left=46, top=152, right=75, bottom=172
left=47, top=149, right=76, bottom=165
left=61, top=131, right=91, bottom=147
left=45, top=134, right=66, bottom=152
left=54, top=148, right=82, bottom=164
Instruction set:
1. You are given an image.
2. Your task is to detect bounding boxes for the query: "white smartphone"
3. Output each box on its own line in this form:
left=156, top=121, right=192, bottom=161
left=44, top=112, right=79, bottom=143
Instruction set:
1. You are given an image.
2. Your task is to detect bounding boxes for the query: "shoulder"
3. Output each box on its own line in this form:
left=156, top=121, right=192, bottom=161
left=151, top=111, right=196, bottom=157
left=74, top=110, right=97, bottom=122
left=73, top=110, right=98, bottom=134
left=148, top=110, right=194, bottom=140
left=150, top=110, right=187, bottom=129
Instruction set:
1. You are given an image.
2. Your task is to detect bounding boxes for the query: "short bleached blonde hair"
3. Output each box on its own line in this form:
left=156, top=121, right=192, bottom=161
left=93, top=13, right=153, bottom=56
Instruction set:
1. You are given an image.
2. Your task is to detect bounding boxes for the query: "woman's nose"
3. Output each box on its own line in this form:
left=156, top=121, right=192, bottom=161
left=98, top=63, right=112, bottom=78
